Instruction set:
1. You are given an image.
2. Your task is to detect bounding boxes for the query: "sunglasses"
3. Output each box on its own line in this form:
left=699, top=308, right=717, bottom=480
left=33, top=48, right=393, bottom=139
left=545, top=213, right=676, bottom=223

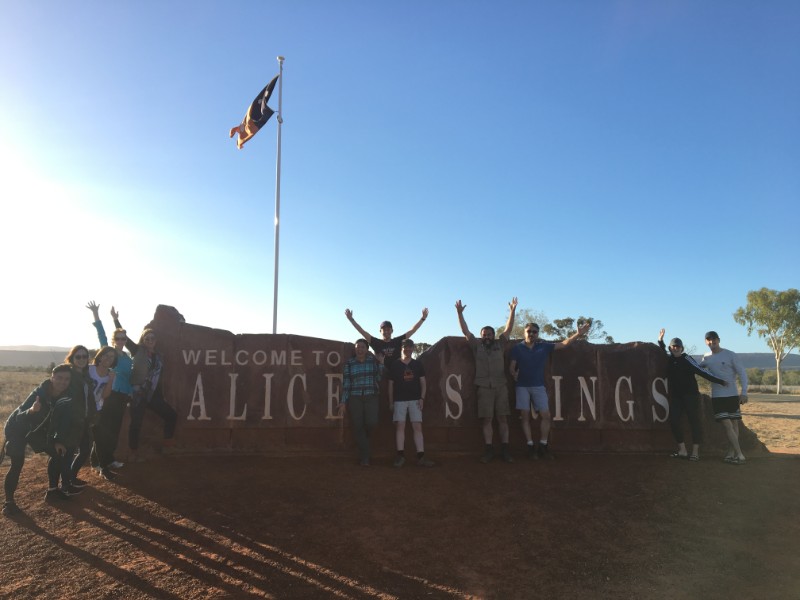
left=74, top=354, right=89, bottom=360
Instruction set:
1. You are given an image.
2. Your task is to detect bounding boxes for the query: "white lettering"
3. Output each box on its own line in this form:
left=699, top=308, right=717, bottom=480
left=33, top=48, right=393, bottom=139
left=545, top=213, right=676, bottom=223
left=327, top=352, right=341, bottom=367
left=291, top=350, right=302, bottom=366
left=614, top=376, right=635, bottom=422
left=220, top=350, right=232, bottom=366
left=444, top=374, right=463, bottom=420
left=235, top=350, right=249, bottom=366
left=182, top=349, right=202, bottom=365
left=227, top=373, right=246, bottom=421
left=313, top=351, right=324, bottom=366
left=651, top=378, right=669, bottom=423
left=552, top=376, right=564, bottom=421
left=187, top=373, right=211, bottom=420
left=287, top=374, right=307, bottom=420
left=326, top=374, right=342, bottom=419
left=205, top=349, right=218, bottom=366
left=271, top=351, right=286, bottom=366
left=262, top=373, right=274, bottom=420
left=577, top=376, right=598, bottom=422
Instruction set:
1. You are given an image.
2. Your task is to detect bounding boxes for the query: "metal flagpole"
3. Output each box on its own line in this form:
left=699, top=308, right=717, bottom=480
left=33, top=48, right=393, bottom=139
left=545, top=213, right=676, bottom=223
left=272, top=56, right=284, bottom=334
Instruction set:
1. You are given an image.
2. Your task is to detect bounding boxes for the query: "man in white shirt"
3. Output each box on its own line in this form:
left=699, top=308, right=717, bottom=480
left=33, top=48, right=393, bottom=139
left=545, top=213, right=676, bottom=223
left=700, top=331, right=748, bottom=465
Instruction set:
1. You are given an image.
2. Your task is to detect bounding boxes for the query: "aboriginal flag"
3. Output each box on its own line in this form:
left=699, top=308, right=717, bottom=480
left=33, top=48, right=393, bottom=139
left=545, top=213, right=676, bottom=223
left=229, top=74, right=279, bottom=149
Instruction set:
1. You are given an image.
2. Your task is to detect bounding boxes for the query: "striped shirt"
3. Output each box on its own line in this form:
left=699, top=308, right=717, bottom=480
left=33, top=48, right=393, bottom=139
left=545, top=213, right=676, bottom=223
left=342, top=355, right=384, bottom=403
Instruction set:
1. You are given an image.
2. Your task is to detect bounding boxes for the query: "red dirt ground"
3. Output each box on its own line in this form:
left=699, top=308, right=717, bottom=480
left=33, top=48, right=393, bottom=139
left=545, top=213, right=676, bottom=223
left=1, top=446, right=799, bottom=599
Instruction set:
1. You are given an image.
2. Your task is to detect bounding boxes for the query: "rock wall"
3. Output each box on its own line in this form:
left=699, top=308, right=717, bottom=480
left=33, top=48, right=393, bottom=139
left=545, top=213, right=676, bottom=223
left=125, top=305, right=766, bottom=456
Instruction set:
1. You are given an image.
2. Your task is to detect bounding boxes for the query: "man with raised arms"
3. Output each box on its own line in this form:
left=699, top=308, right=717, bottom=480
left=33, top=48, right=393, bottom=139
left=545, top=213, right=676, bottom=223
left=455, top=297, right=517, bottom=463
left=344, top=308, right=429, bottom=367
left=509, top=320, right=590, bottom=460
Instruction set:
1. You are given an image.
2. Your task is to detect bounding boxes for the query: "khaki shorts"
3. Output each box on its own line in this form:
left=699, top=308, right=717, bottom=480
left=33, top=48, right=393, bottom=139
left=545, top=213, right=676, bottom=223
left=477, top=385, right=510, bottom=419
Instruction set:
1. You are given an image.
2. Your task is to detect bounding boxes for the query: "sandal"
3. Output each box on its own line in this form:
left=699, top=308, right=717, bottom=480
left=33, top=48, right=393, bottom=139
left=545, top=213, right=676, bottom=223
left=670, top=452, right=688, bottom=459
left=689, top=455, right=700, bottom=462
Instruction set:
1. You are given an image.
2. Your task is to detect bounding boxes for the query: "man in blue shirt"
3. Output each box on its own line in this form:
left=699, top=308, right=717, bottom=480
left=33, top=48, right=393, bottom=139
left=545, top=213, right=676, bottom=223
left=509, top=321, right=589, bottom=459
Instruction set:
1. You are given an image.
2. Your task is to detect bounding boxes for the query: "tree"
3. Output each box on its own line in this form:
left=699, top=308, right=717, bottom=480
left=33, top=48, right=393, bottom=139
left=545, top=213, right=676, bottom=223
left=733, top=288, right=800, bottom=394
left=542, top=317, right=615, bottom=344
left=413, top=342, right=431, bottom=358
left=499, top=308, right=550, bottom=339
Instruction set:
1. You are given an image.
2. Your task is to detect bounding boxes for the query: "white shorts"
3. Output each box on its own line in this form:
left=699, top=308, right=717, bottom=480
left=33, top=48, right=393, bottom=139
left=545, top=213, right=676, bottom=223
left=393, top=400, right=423, bottom=423
left=515, top=386, right=550, bottom=413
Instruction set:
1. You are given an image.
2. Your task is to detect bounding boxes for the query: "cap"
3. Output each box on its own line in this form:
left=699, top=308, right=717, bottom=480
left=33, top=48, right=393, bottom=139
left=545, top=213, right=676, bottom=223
left=669, top=337, right=683, bottom=348
left=704, top=331, right=719, bottom=341
left=380, top=321, right=393, bottom=329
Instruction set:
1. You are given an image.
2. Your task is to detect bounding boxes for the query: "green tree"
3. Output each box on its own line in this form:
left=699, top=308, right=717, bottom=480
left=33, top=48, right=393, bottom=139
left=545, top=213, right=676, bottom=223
left=499, top=308, right=550, bottom=339
left=733, top=288, right=800, bottom=394
left=413, top=342, right=431, bottom=358
left=746, top=368, right=764, bottom=386
left=542, top=317, right=614, bottom=343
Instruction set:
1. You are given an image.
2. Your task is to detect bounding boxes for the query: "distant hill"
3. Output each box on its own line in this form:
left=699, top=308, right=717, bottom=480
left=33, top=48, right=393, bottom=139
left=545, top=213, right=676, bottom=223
left=691, top=353, right=800, bottom=370
left=0, top=349, right=70, bottom=368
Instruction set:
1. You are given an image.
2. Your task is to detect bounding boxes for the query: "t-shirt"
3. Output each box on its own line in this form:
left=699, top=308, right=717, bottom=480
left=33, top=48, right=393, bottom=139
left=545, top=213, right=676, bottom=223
left=369, top=336, right=405, bottom=367
left=510, top=341, right=555, bottom=387
left=389, top=358, right=425, bottom=401
left=88, top=365, right=111, bottom=411
left=700, top=349, right=748, bottom=398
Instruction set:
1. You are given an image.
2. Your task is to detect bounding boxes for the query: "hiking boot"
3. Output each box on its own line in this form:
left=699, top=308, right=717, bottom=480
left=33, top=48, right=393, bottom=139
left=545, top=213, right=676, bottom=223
left=538, top=444, right=555, bottom=460
left=71, top=477, right=89, bottom=488
left=480, top=448, right=494, bottom=464
left=417, top=457, right=435, bottom=468
left=45, top=488, right=70, bottom=502
left=393, top=455, right=406, bottom=468
left=526, top=444, right=538, bottom=460
left=2, top=502, right=20, bottom=516
left=65, top=485, right=84, bottom=496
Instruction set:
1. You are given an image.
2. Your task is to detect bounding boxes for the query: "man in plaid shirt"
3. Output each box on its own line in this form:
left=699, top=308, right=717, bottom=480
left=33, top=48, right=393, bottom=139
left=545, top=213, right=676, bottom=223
left=338, top=339, right=385, bottom=466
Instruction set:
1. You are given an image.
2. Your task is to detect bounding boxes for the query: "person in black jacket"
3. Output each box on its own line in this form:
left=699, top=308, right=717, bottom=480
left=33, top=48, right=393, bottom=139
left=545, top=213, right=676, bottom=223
left=658, top=329, right=726, bottom=461
left=2, top=364, right=72, bottom=515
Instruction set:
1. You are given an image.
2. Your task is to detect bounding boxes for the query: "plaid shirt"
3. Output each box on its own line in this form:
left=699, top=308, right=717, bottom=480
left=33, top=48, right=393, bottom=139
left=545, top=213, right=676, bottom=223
left=342, top=355, right=384, bottom=403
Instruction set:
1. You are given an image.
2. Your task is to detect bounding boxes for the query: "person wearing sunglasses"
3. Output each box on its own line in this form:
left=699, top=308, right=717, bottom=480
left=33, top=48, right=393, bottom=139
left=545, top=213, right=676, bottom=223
left=63, top=345, right=95, bottom=493
left=87, top=301, right=131, bottom=471
left=658, top=329, right=726, bottom=462
left=510, top=320, right=591, bottom=460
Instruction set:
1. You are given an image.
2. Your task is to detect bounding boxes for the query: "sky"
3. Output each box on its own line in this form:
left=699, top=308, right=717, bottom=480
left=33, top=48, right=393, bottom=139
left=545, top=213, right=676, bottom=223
left=0, top=1, right=797, bottom=355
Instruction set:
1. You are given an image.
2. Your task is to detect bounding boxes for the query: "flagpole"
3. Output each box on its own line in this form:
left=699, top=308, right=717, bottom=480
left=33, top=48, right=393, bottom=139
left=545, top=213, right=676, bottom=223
left=272, top=56, right=284, bottom=334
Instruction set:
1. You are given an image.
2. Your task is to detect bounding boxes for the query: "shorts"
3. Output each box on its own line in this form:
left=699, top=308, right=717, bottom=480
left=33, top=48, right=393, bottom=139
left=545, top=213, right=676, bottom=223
left=515, top=386, right=550, bottom=413
left=477, top=385, right=510, bottom=419
left=393, top=400, right=423, bottom=423
left=711, top=396, right=742, bottom=421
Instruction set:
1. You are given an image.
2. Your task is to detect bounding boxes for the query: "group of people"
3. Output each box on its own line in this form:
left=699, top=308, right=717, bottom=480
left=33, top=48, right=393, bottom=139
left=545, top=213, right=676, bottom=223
left=2, top=302, right=177, bottom=516
left=339, top=300, right=750, bottom=468
left=4, top=299, right=751, bottom=515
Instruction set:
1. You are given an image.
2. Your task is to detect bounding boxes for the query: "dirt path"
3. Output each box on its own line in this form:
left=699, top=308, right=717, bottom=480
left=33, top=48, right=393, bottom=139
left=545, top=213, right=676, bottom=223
left=1, top=448, right=798, bottom=599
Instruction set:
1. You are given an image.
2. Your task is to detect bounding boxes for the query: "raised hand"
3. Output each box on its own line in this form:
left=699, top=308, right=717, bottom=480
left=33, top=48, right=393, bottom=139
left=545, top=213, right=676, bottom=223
left=658, top=328, right=665, bottom=341
left=86, top=300, right=100, bottom=318
left=455, top=300, right=466, bottom=314
left=110, top=306, right=119, bottom=320
left=421, top=307, right=429, bottom=319
left=344, top=308, right=353, bottom=320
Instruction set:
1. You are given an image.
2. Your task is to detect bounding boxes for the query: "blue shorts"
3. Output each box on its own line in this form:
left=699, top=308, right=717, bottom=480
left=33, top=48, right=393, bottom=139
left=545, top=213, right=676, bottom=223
left=515, top=386, right=550, bottom=413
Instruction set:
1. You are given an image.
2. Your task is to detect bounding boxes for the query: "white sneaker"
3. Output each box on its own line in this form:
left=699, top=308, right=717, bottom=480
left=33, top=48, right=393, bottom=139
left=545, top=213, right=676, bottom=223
left=109, top=461, right=124, bottom=469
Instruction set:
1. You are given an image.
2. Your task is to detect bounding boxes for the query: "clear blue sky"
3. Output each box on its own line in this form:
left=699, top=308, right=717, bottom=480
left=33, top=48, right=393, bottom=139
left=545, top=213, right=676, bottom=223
left=1, top=1, right=797, bottom=354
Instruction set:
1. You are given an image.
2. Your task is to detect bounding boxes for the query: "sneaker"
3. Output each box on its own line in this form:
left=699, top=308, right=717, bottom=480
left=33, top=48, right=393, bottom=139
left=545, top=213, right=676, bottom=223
left=45, top=488, right=70, bottom=502
left=65, top=485, right=84, bottom=496
left=109, top=461, right=124, bottom=469
left=71, top=477, right=89, bottom=488
left=100, top=468, right=118, bottom=481
left=526, top=444, right=538, bottom=460
left=480, top=448, right=494, bottom=464
left=2, top=502, right=20, bottom=516
left=416, top=457, right=435, bottom=468
left=393, top=455, right=405, bottom=468
left=538, top=444, right=555, bottom=460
